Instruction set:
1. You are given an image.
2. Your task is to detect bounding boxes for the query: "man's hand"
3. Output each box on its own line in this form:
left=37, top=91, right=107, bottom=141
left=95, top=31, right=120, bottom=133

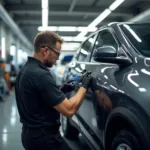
left=81, top=71, right=92, bottom=90
left=60, top=80, right=75, bottom=94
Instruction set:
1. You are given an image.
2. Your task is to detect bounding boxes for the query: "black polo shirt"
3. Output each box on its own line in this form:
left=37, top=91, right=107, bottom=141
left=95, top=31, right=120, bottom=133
left=15, top=57, right=66, bottom=129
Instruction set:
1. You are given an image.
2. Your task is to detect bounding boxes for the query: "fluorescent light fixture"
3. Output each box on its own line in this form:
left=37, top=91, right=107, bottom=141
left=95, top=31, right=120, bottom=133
left=10, top=45, right=16, bottom=56
left=88, top=9, right=111, bottom=28
left=38, top=26, right=58, bottom=31
left=42, top=9, right=48, bottom=27
left=109, top=0, right=125, bottom=11
left=62, top=36, right=74, bottom=41
left=77, top=9, right=111, bottom=38
left=62, top=36, right=86, bottom=42
left=76, top=30, right=88, bottom=39
left=62, top=42, right=80, bottom=48
left=80, top=49, right=88, bottom=55
left=1, top=37, right=6, bottom=60
left=76, top=0, right=125, bottom=39
left=38, top=26, right=97, bottom=32
left=62, top=42, right=80, bottom=51
left=42, top=0, right=48, bottom=9
left=77, top=27, right=97, bottom=32
left=123, top=24, right=142, bottom=42
left=58, top=27, right=77, bottom=32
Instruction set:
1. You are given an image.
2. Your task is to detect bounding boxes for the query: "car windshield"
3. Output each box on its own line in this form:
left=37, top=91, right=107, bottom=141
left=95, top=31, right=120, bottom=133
left=119, top=23, right=150, bottom=57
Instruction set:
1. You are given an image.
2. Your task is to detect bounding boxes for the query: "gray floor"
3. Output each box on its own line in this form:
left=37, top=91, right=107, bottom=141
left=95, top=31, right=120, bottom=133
left=0, top=91, right=90, bottom=150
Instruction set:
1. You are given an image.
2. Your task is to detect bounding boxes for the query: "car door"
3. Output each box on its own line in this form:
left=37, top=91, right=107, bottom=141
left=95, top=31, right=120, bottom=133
left=77, top=28, right=120, bottom=148
left=65, top=33, right=97, bottom=87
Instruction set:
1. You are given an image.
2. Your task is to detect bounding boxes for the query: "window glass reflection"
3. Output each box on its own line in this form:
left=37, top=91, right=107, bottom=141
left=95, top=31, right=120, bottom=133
left=120, top=24, right=150, bottom=57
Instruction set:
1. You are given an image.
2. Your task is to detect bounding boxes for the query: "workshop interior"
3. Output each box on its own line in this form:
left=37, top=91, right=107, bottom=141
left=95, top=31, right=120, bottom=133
left=0, top=0, right=150, bottom=150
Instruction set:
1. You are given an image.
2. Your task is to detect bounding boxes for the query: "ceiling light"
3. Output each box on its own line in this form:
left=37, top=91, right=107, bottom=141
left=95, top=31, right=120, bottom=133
left=77, top=27, right=97, bottom=32
left=42, top=9, right=48, bottom=27
left=1, top=37, right=6, bottom=60
left=76, top=30, right=88, bottom=39
left=62, top=42, right=80, bottom=48
left=76, top=0, right=125, bottom=39
left=88, top=9, right=111, bottom=28
left=58, top=27, right=77, bottom=32
left=62, top=42, right=80, bottom=51
left=109, top=0, right=125, bottom=11
left=77, top=9, right=111, bottom=38
left=61, top=47, right=77, bottom=51
left=38, top=26, right=58, bottom=31
left=62, top=36, right=86, bottom=42
left=38, top=26, right=97, bottom=32
left=42, top=0, right=48, bottom=9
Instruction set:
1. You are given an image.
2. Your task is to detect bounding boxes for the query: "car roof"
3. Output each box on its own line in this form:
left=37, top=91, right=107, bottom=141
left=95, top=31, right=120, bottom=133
left=107, top=22, right=150, bottom=28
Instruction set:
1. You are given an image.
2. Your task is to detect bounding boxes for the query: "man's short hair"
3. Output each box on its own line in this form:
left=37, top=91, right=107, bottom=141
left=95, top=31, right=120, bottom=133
left=34, top=30, right=64, bottom=53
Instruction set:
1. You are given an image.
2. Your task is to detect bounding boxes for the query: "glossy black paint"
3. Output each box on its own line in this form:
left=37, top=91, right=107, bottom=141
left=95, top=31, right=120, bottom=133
left=63, top=23, right=150, bottom=150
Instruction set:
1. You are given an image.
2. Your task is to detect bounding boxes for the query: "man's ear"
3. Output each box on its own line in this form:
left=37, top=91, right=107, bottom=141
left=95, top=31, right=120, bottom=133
left=43, top=47, right=49, bottom=56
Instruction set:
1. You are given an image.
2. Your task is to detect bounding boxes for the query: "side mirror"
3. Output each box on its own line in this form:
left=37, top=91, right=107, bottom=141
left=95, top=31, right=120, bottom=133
left=93, top=46, right=132, bottom=66
left=93, top=46, right=117, bottom=59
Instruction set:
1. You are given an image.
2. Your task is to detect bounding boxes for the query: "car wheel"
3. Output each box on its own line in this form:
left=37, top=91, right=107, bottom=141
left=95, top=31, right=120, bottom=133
left=111, top=130, right=141, bottom=150
left=61, top=115, right=79, bottom=140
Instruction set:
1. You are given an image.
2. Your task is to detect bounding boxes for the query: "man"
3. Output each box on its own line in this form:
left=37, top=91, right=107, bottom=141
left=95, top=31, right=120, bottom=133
left=15, top=31, right=92, bottom=150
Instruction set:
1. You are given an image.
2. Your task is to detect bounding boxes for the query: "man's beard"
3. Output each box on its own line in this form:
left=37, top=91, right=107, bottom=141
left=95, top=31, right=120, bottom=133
left=44, top=60, right=53, bottom=68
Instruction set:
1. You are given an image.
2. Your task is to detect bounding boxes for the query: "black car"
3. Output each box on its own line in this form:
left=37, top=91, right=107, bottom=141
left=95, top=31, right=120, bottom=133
left=61, top=22, right=150, bottom=150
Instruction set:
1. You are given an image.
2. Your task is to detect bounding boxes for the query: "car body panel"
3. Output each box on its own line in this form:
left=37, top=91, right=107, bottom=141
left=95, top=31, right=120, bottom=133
left=63, top=22, right=150, bottom=149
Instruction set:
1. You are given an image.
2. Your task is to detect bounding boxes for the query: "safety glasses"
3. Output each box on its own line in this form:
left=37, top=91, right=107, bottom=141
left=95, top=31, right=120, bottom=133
left=41, top=46, right=60, bottom=57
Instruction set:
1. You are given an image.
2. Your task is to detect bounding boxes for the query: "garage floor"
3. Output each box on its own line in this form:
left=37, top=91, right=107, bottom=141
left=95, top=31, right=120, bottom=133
left=0, top=91, right=90, bottom=150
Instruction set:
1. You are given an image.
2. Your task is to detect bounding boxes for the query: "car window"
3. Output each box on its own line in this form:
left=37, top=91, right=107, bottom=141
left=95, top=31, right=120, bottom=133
left=77, top=35, right=95, bottom=62
left=120, top=24, right=150, bottom=57
left=90, top=30, right=118, bottom=62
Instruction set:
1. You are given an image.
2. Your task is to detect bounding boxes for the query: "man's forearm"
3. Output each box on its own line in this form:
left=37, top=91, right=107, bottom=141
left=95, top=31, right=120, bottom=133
left=68, top=87, right=87, bottom=115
